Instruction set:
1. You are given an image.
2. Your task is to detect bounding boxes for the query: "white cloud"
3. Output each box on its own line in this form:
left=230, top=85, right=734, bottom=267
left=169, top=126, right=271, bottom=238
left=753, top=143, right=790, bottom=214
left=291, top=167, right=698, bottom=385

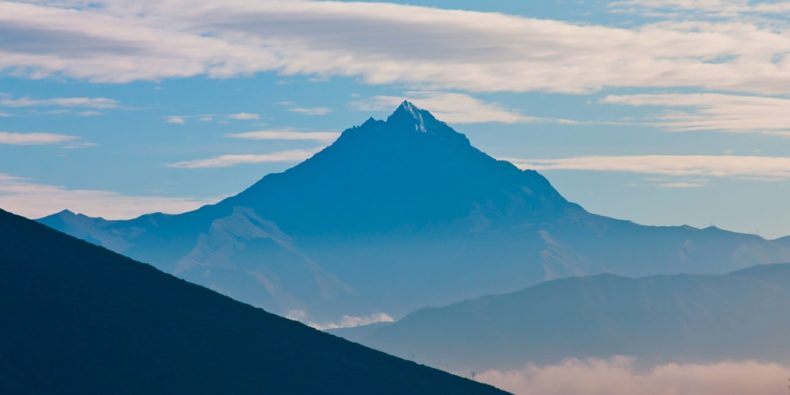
left=228, top=112, right=260, bottom=120
left=63, top=141, right=97, bottom=149
left=277, top=101, right=332, bottom=115
left=288, top=106, right=332, bottom=116
left=285, top=309, right=309, bottom=321
left=228, top=130, right=339, bottom=142
left=167, top=149, right=317, bottom=169
left=286, top=309, right=394, bottom=330
left=77, top=110, right=103, bottom=117
left=353, top=91, right=568, bottom=124
left=601, top=93, right=790, bottom=135
left=313, top=312, right=394, bottom=330
left=506, top=155, right=790, bottom=179
left=657, top=180, right=708, bottom=188
left=611, top=0, right=790, bottom=18
left=628, top=177, right=709, bottom=189
left=0, top=131, right=78, bottom=145
left=168, top=113, right=260, bottom=124
left=475, top=357, right=790, bottom=395
left=0, top=95, right=119, bottom=109
left=0, top=173, right=215, bottom=219
left=166, top=115, right=186, bottom=124
left=3, top=1, right=790, bottom=96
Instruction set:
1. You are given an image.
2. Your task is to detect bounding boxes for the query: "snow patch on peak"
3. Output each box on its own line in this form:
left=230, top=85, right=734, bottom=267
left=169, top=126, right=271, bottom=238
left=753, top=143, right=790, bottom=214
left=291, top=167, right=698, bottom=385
left=398, top=100, right=427, bottom=132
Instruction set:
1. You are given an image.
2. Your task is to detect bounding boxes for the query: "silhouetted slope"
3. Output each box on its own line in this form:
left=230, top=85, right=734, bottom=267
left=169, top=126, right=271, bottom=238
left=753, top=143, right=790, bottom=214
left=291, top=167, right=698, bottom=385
left=0, top=209, right=506, bottom=395
left=39, top=101, right=790, bottom=322
left=335, top=263, right=790, bottom=371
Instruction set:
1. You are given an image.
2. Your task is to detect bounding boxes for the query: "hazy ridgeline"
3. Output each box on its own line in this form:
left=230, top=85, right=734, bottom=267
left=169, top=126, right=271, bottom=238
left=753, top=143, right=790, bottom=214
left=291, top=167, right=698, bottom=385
left=40, top=103, right=790, bottom=325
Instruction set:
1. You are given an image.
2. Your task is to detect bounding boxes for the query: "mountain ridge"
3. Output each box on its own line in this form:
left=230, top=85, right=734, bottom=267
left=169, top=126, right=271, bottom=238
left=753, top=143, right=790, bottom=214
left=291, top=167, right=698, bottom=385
left=38, top=102, right=790, bottom=322
left=332, top=262, right=790, bottom=372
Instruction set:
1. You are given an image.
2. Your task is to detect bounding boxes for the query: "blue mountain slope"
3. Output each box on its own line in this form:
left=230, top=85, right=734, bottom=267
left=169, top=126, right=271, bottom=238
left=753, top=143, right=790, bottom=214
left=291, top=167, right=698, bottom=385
left=39, top=101, right=790, bottom=322
left=0, top=208, right=507, bottom=395
left=333, top=263, right=790, bottom=372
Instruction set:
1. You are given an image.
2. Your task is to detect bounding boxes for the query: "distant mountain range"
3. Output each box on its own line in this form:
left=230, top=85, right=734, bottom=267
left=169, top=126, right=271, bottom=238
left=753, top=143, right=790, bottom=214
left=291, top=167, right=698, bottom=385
left=333, top=263, right=790, bottom=372
left=0, top=208, right=505, bottom=395
left=39, top=101, right=790, bottom=323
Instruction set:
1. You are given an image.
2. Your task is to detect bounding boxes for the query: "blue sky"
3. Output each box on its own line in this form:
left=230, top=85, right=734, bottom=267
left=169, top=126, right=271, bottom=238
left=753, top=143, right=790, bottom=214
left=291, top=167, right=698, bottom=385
left=1, top=0, right=790, bottom=237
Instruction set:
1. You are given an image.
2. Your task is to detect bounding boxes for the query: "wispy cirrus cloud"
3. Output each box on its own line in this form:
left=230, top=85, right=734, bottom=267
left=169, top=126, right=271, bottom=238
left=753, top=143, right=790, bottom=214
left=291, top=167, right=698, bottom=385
left=288, top=106, right=332, bottom=116
left=506, top=155, right=790, bottom=180
left=77, top=110, right=103, bottom=117
left=610, top=0, right=790, bottom=19
left=3, top=0, right=790, bottom=96
left=0, top=131, right=78, bottom=145
left=353, top=91, right=573, bottom=125
left=165, top=112, right=260, bottom=124
left=0, top=173, right=215, bottom=219
left=228, top=130, right=339, bottom=143
left=0, top=95, right=119, bottom=109
left=655, top=180, right=708, bottom=189
left=166, top=115, right=186, bottom=125
left=227, top=112, right=260, bottom=120
left=601, top=93, right=790, bottom=135
left=167, top=149, right=317, bottom=169
left=277, top=101, right=332, bottom=116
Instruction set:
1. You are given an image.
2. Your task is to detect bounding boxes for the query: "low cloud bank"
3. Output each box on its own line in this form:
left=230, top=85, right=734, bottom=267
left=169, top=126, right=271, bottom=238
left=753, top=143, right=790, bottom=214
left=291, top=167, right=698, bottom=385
left=0, top=173, right=215, bottom=219
left=286, top=309, right=394, bottom=330
left=475, top=357, right=790, bottom=395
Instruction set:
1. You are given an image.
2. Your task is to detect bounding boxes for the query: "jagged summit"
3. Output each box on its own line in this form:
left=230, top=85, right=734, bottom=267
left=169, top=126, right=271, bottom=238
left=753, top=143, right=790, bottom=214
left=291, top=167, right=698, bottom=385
left=387, top=100, right=429, bottom=132
left=382, top=100, right=459, bottom=137
left=334, top=101, right=469, bottom=151
left=227, top=100, right=569, bottom=239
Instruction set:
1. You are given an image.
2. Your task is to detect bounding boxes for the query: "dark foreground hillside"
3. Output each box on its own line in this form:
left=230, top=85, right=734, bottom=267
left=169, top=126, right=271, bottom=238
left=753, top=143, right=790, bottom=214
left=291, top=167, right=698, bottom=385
left=0, top=209, right=506, bottom=395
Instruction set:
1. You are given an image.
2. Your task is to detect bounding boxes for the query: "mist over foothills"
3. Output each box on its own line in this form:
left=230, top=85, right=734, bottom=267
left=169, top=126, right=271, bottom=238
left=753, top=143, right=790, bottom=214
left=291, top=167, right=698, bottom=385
left=3, top=1, right=790, bottom=394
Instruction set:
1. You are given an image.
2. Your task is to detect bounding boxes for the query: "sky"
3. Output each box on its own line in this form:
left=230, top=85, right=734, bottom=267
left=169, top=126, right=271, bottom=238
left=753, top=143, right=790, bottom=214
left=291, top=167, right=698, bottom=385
left=1, top=0, right=790, bottom=238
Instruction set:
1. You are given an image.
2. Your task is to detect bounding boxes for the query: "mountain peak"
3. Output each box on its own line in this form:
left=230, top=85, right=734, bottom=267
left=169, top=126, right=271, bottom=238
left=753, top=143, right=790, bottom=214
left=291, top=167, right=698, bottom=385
left=38, top=209, right=77, bottom=221
left=395, top=100, right=420, bottom=115
left=386, top=100, right=431, bottom=133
